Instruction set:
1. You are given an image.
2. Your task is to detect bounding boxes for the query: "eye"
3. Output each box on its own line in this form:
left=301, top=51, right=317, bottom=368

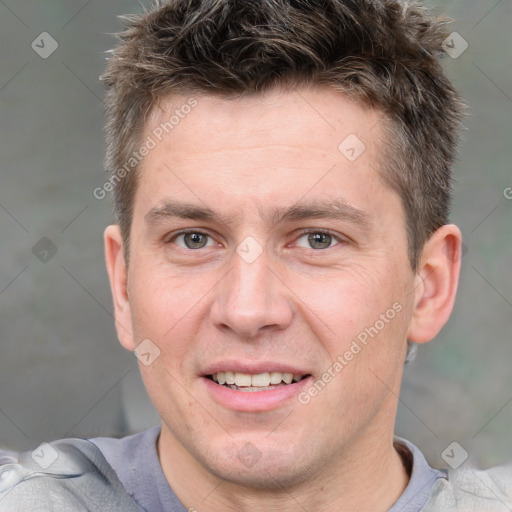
left=295, top=230, right=342, bottom=250
left=170, top=230, right=216, bottom=250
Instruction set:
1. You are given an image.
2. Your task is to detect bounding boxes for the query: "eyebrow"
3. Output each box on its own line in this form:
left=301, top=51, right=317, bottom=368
left=144, top=198, right=372, bottom=230
left=145, top=201, right=241, bottom=229
left=266, top=200, right=372, bottom=229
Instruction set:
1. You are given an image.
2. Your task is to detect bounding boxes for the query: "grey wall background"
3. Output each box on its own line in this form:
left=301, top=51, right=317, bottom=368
left=0, top=0, right=510, bottom=470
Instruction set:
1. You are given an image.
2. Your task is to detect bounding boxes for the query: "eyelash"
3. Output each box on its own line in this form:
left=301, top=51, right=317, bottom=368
left=166, top=228, right=346, bottom=251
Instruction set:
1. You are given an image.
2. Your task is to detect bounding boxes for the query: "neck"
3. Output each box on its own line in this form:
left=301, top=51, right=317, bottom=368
left=158, top=424, right=410, bottom=512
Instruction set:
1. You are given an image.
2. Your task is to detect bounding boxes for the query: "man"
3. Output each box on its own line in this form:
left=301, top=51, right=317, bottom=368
left=1, top=0, right=511, bottom=510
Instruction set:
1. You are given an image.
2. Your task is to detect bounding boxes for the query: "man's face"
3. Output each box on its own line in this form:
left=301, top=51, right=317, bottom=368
left=122, top=87, right=418, bottom=486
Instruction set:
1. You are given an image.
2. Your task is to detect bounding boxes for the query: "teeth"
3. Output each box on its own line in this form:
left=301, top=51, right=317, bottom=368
left=282, top=373, right=293, bottom=384
left=234, top=373, right=252, bottom=387
left=211, top=371, right=305, bottom=387
left=269, top=371, right=283, bottom=385
left=251, top=372, right=270, bottom=387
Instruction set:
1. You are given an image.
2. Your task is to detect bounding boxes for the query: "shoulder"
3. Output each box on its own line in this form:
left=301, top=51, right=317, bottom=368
left=89, top=426, right=161, bottom=483
left=89, top=426, right=180, bottom=512
left=423, top=463, right=512, bottom=511
left=0, top=437, right=144, bottom=511
left=90, top=425, right=161, bottom=462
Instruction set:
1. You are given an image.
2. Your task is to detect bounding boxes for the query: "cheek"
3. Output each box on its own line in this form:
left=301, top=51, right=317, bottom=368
left=301, top=265, right=411, bottom=386
left=298, top=266, right=395, bottom=340
left=130, top=256, right=190, bottom=319
left=127, top=263, right=202, bottom=358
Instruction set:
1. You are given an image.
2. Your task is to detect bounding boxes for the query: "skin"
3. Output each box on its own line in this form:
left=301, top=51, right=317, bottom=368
left=105, top=86, right=462, bottom=511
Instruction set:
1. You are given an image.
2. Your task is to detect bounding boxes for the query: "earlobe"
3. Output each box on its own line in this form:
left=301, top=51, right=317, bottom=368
left=407, top=224, right=462, bottom=344
left=104, top=225, right=135, bottom=351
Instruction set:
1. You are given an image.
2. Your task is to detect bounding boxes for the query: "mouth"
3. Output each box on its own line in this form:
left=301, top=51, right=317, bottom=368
left=205, top=371, right=311, bottom=392
left=201, top=363, right=314, bottom=411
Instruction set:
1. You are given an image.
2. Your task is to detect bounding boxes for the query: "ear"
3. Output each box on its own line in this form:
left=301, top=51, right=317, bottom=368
left=407, top=224, right=462, bottom=344
left=104, top=225, right=136, bottom=351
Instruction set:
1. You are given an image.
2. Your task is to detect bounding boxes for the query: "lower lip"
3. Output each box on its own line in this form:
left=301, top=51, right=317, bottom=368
left=202, top=376, right=313, bottom=412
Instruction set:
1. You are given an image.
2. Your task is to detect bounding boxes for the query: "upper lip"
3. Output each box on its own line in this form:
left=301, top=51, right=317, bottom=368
left=202, top=361, right=311, bottom=376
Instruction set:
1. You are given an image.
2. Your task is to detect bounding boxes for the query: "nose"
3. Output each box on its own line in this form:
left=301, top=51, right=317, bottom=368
left=209, top=244, right=293, bottom=339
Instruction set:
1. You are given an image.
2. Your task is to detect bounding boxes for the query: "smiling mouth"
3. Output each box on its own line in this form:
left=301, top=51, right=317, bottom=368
left=205, top=371, right=310, bottom=392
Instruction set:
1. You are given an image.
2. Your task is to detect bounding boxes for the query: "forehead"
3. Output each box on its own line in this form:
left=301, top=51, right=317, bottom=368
left=146, top=86, right=384, bottom=157
left=133, top=86, right=398, bottom=228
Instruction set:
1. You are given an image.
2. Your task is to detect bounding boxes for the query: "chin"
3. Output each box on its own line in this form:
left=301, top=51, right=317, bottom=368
left=200, top=443, right=322, bottom=490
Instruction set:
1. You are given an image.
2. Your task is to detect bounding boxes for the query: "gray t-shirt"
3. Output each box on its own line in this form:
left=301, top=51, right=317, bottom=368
left=91, top=426, right=445, bottom=511
left=2, top=427, right=511, bottom=510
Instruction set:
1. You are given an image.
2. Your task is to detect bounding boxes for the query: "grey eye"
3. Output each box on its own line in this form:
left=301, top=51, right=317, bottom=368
left=296, top=232, right=336, bottom=250
left=174, top=232, right=213, bottom=249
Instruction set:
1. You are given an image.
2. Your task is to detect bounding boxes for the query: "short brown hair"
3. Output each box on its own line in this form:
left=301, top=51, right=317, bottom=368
left=100, top=0, right=466, bottom=270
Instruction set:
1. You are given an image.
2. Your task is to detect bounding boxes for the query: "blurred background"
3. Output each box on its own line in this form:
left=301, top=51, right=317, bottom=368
left=0, top=0, right=511, bottom=470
